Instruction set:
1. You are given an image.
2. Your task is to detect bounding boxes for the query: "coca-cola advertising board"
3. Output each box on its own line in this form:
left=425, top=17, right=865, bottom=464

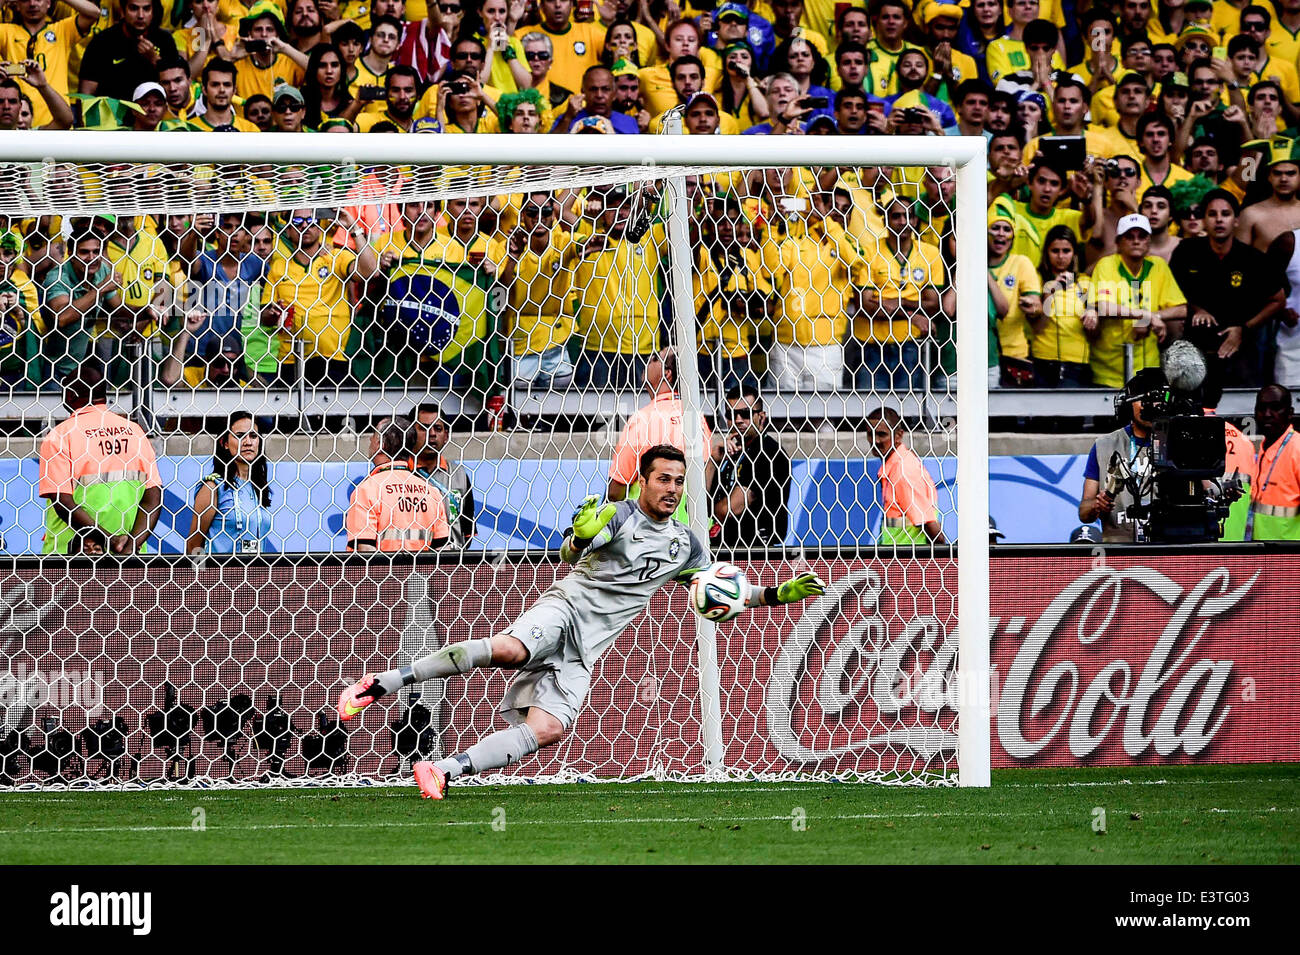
left=719, top=554, right=1300, bottom=772
left=0, top=553, right=1294, bottom=783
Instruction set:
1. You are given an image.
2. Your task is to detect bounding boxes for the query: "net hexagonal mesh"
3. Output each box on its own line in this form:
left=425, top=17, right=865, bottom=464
left=0, top=150, right=978, bottom=789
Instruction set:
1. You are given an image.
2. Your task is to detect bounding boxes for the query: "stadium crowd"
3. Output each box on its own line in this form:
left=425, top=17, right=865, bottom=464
left=2, top=0, right=1300, bottom=400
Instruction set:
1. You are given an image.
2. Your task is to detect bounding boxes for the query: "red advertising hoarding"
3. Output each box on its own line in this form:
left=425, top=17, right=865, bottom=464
left=0, top=553, right=1294, bottom=785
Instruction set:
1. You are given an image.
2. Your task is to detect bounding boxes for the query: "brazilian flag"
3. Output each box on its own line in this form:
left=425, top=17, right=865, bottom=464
left=364, top=258, right=504, bottom=399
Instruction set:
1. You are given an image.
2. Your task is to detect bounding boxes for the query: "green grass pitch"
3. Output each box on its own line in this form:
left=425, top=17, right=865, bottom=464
left=0, top=764, right=1295, bottom=864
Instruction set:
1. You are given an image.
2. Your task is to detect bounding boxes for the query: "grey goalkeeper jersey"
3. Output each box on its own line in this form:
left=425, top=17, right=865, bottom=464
left=547, top=501, right=710, bottom=666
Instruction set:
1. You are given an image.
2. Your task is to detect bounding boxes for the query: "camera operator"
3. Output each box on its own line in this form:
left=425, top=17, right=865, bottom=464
left=1249, top=383, right=1300, bottom=540
left=1079, top=368, right=1162, bottom=541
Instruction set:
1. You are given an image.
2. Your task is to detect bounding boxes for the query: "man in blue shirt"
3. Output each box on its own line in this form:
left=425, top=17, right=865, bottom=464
left=1079, top=369, right=1161, bottom=542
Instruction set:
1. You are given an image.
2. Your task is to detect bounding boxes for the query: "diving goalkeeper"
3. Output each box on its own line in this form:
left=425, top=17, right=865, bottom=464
left=337, top=443, right=826, bottom=799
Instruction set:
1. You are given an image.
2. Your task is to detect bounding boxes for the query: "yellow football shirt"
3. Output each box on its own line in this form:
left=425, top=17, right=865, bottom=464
left=1034, top=274, right=1092, bottom=363
left=513, top=20, right=605, bottom=94
left=865, top=40, right=926, bottom=97
left=1011, top=201, right=1085, bottom=266
left=1214, top=0, right=1277, bottom=38
left=1137, top=160, right=1195, bottom=197
left=1265, top=20, right=1300, bottom=69
left=106, top=231, right=170, bottom=311
left=1087, top=254, right=1186, bottom=388
left=341, top=0, right=374, bottom=30
left=266, top=245, right=358, bottom=360
left=234, top=54, right=305, bottom=102
left=572, top=225, right=666, bottom=356
left=488, top=229, right=577, bottom=356
left=348, top=56, right=388, bottom=113
left=695, top=245, right=771, bottom=358
left=985, top=36, right=1063, bottom=84
left=763, top=219, right=862, bottom=347
left=1023, top=124, right=1132, bottom=164
left=854, top=236, right=945, bottom=344
left=988, top=251, right=1041, bottom=361
left=0, top=15, right=85, bottom=129
left=638, top=59, right=723, bottom=117
left=188, top=112, right=260, bottom=132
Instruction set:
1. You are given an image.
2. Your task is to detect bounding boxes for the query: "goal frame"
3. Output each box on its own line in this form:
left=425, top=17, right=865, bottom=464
left=2, top=131, right=990, bottom=787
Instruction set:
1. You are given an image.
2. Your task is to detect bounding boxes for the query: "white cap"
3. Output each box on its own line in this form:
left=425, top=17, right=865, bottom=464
left=132, top=81, right=166, bottom=101
left=1116, top=213, right=1152, bottom=237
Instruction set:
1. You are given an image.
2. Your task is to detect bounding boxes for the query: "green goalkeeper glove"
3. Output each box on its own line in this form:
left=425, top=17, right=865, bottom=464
left=776, top=572, right=827, bottom=604
left=571, top=495, right=617, bottom=540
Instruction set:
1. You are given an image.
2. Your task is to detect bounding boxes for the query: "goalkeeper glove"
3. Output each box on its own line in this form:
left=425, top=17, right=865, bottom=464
left=571, top=495, right=617, bottom=541
left=776, top=572, right=827, bottom=604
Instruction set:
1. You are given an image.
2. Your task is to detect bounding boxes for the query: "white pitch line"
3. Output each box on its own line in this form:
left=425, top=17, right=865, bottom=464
left=1, top=775, right=1296, bottom=804
left=0, top=806, right=1292, bottom=836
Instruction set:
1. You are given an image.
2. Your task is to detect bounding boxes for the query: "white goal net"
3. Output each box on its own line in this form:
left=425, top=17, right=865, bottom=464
left=0, top=133, right=988, bottom=789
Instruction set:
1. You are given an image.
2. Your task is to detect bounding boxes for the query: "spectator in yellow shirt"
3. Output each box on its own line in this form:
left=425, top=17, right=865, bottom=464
left=919, top=4, right=981, bottom=92
left=1229, top=32, right=1300, bottom=105
left=761, top=184, right=863, bottom=393
left=1136, top=112, right=1195, bottom=194
left=986, top=201, right=1042, bottom=388
left=866, top=0, right=924, bottom=96
left=356, top=64, right=421, bottom=130
left=695, top=198, right=771, bottom=391
left=189, top=59, right=261, bottom=131
left=571, top=184, right=667, bottom=389
left=639, top=19, right=721, bottom=116
left=986, top=0, right=1063, bottom=84
left=1032, top=225, right=1097, bottom=387
left=514, top=0, right=604, bottom=94
left=263, top=209, right=380, bottom=386
left=1088, top=213, right=1187, bottom=388
left=0, top=0, right=99, bottom=129
left=478, top=0, right=531, bottom=93
left=520, top=31, right=576, bottom=115
left=220, top=1, right=308, bottom=102
left=492, top=193, right=579, bottom=391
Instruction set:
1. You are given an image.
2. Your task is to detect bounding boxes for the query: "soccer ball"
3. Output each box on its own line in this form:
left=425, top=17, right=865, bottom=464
left=688, top=562, right=751, bottom=623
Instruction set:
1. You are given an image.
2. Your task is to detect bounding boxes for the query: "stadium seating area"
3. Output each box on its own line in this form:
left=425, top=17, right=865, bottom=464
left=1, top=0, right=1297, bottom=417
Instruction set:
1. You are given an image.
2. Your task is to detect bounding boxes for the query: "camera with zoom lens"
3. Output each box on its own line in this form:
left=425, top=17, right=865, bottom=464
left=1107, top=344, right=1237, bottom=543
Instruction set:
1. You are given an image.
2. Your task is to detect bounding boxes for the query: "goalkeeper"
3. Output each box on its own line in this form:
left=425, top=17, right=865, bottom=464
left=337, top=443, right=826, bottom=799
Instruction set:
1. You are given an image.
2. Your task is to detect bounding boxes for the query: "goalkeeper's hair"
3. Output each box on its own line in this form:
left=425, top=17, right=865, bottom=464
left=640, top=443, right=686, bottom=479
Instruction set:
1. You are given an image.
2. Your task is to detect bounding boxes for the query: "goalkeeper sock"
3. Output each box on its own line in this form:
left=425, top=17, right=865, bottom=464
left=436, top=724, right=540, bottom=780
left=376, top=638, right=494, bottom=695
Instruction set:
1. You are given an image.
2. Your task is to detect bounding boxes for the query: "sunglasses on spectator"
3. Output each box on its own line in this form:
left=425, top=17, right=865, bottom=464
left=273, top=100, right=302, bottom=111
left=289, top=215, right=314, bottom=225
left=454, top=50, right=485, bottom=60
left=1106, top=166, right=1138, bottom=178
left=438, top=2, right=462, bottom=11
left=525, top=204, right=556, bottom=217
left=1243, top=20, right=1268, bottom=30
left=525, top=50, right=551, bottom=61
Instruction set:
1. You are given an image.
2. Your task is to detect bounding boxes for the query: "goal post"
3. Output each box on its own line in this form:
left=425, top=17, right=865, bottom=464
left=0, top=130, right=989, bottom=789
